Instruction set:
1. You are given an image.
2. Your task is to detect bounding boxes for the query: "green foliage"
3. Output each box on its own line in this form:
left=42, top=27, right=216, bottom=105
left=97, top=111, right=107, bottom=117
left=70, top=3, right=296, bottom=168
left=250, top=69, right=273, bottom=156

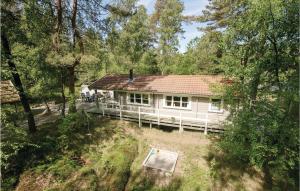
left=117, top=6, right=152, bottom=67
left=41, top=157, right=81, bottom=180
left=0, top=111, right=39, bottom=189
left=58, top=112, right=93, bottom=151
left=152, top=0, right=184, bottom=74
left=59, top=168, right=99, bottom=191
left=219, top=100, right=299, bottom=189
left=95, top=137, right=138, bottom=190
left=185, top=32, right=223, bottom=74
left=199, top=0, right=299, bottom=189
left=137, top=50, right=159, bottom=74
left=14, top=119, right=139, bottom=191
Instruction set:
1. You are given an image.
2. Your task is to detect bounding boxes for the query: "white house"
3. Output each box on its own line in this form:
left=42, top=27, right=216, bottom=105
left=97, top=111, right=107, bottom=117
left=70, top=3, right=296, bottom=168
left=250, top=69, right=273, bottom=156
left=88, top=71, right=231, bottom=133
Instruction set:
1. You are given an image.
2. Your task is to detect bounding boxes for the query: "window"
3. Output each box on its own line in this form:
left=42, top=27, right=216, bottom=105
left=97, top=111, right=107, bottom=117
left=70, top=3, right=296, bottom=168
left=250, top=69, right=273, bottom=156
left=209, top=98, right=223, bottom=112
left=142, top=94, right=149, bottom=104
left=164, top=95, right=190, bottom=109
left=166, top=96, right=172, bottom=106
left=130, top=93, right=135, bottom=103
left=135, top=94, right=141, bottom=103
left=182, top=97, right=189, bottom=107
left=128, top=93, right=150, bottom=105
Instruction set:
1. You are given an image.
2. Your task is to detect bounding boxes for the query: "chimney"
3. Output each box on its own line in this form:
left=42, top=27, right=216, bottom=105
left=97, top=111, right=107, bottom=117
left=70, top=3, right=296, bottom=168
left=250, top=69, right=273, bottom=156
left=129, top=69, right=133, bottom=82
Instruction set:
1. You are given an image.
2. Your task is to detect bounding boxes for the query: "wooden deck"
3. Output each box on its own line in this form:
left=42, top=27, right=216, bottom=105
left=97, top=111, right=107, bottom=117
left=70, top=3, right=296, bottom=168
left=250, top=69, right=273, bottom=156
left=85, top=103, right=225, bottom=134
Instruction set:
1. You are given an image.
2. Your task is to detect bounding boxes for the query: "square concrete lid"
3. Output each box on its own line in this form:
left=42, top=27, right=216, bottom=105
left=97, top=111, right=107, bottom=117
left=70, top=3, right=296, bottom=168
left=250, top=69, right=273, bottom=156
left=142, top=148, right=179, bottom=173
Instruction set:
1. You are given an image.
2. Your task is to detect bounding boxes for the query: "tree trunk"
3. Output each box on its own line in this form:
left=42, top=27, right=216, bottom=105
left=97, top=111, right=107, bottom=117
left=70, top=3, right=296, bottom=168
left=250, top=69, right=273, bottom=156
left=68, top=66, right=77, bottom=113
left=71, top=0, right=84, bottom=53
left=52, top=0, right=65, bottom=117
left=60, top=70, right=66, bottom=117
left=262, top=163, right=273, bottom=190
left=268, top=0, right=280, bottom=88
left=250, top=73, right=260, bottom=102
left=53, top=0, right=62, bottom=52
left=67, top=0, right=84, bottom=113
left=1, top=33, right=36, bottom=133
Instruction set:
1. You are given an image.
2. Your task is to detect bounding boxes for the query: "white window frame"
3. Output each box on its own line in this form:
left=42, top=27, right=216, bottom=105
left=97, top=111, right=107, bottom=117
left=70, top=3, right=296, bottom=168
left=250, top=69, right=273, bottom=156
left=208, top=98, right=224, bottom=113
left=127, top=92, right=150, bottom=106
left=163, top=95, right=191, bottom=110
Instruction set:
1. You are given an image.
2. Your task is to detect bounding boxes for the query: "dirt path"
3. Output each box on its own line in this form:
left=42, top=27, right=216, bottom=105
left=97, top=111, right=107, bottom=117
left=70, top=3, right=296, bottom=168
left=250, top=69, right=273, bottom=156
left=30, top=102, right=95, bottom=127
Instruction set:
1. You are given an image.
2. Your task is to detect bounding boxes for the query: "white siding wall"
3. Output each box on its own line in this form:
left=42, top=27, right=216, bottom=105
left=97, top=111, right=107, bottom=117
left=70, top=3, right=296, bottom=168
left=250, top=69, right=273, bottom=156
left=114, top=91, right=229, bottom=123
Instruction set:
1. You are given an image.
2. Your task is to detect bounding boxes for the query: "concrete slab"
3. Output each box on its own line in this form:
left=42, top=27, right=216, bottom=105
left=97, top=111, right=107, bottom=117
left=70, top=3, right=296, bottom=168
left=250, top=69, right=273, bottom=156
left=142, top=148, right=178, bottom=174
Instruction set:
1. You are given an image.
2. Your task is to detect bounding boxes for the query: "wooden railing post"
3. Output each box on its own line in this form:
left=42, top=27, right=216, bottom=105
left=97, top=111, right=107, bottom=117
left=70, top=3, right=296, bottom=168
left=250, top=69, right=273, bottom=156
left=138, top=107, right=141, bottom=127
left=119, top=105, right=122, bottom=120
left=179, top=112, right=183, bottom=133
left=157, top=109, right=160, bottom=126
left=102, top=103, right=105, bottom=116
left=204, top=113, right=208, bottom=135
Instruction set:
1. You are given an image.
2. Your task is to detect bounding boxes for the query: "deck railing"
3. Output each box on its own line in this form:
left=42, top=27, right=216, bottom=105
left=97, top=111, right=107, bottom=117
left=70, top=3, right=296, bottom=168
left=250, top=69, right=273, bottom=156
left=86, top=102, right=217, bottom=134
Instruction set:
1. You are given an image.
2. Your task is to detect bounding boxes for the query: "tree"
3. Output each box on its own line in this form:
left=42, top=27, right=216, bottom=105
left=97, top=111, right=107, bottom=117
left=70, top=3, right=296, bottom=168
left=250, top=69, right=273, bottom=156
left=151, top=0, right=184, bottom=74
left=48, top=0, right=135, bottom=113
left=117, top=5, right=153, bottom=70
left=185, top=31, right=223, bottom=74
left=138, top=50, right=159, bottom=74
left=1, top=1, right=37, bottom=133
left=201, top=0, right=299, bottom=189
left=1, top=33, right=37, bottom=133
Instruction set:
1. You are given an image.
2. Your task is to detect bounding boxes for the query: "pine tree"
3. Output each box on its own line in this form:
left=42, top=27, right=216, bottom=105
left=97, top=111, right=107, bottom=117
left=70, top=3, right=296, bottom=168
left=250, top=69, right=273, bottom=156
left=151, top=0, right=184, bottom=74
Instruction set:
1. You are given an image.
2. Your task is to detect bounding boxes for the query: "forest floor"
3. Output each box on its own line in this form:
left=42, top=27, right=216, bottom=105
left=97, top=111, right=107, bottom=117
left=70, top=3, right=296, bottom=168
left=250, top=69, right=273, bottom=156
left=14, top=106, right=264, bottom=191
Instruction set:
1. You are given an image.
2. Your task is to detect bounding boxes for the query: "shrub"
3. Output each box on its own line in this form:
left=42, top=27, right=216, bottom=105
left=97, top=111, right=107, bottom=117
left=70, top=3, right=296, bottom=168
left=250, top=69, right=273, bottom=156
left=57, top=111, right=94, bottom=151
left=218, top=101, right=299, bottom=189
left=1, top=116, right=39, bottom=189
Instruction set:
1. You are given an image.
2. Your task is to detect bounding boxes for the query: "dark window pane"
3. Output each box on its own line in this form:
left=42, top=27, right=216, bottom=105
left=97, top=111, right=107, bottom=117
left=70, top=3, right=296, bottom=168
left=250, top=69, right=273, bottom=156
left=143, top=94, right=148, bottom=100
left=166, top=96, right=172, bottom=101
left=136, top=94, right=141, bottom=99
left=166, top=101, right=172, bottom=106
left=130, top=94, right=134, bottom=103
left=173, top=101, right=180, bottom=107
left=142, top=94, right=149, bottom=104
left=143, top=99, right=149, bottom=104
left=182, top=102, right=188, bottom=107
left=135, top=94, right=141, bottom=104
left=212, top=99, right=221, bottom=102
left=211, top=99, right=221, bottom=111
left=182, top=97, right=188, bottom=102
left=174, top=96, right=180, bottom=101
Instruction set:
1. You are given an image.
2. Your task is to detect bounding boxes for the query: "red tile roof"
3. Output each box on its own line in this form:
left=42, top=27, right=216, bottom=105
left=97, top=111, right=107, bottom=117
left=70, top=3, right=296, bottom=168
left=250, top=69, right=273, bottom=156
left=89, top=74, right=225, bottom=96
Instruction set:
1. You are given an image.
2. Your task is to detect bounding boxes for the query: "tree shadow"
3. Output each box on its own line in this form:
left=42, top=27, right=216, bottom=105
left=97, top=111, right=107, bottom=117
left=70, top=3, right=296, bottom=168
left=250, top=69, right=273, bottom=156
left=126, top=168, right=182, bottom=191
left=204, top=136, right=264, bottom=191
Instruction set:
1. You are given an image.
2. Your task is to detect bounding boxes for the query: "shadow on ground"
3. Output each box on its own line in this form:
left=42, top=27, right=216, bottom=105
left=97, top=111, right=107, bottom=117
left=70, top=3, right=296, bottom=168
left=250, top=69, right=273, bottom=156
left=126, top=168, right=184, bottom=191
left=205, top=136, right=264, bottom=191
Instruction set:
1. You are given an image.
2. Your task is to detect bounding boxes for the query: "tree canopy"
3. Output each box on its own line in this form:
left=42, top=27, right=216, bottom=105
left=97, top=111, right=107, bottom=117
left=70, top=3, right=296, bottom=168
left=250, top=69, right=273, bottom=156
left=1, top=0, right=298, bottom=190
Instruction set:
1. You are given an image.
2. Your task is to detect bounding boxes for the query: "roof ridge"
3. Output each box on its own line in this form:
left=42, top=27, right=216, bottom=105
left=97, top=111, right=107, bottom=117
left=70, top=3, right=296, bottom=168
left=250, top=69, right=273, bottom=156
left=101, top=74, right=224, bottom=77
left=89, top=74, right=225, bottom=96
